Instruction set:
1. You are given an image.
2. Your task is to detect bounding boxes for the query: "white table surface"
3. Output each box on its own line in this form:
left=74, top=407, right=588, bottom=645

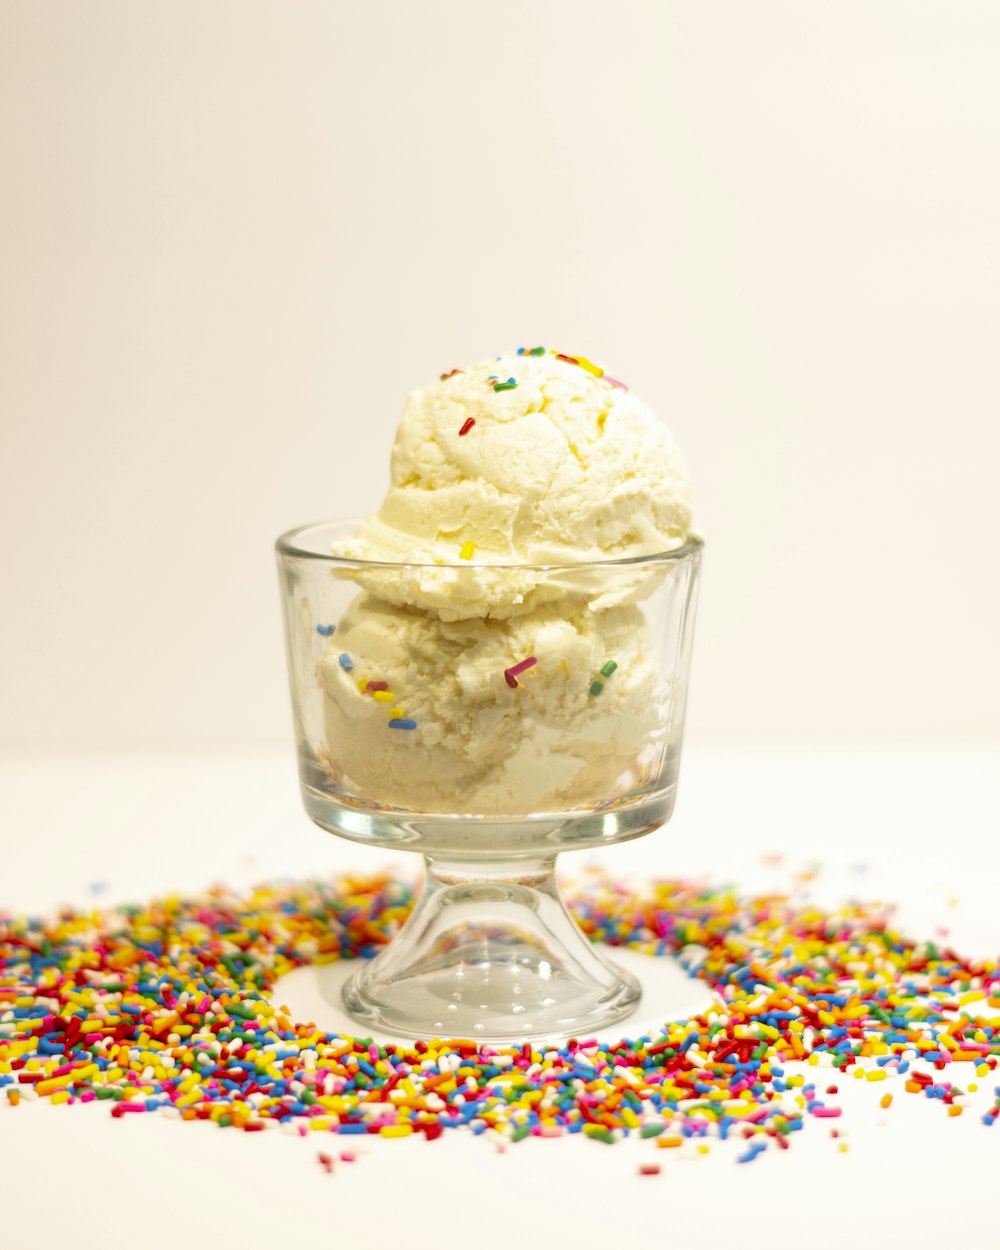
left=2, top=744, right=998, bottom=1250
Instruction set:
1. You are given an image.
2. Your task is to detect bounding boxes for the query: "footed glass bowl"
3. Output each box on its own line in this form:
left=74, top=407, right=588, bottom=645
left=276, top=519, right=701, bottom=1042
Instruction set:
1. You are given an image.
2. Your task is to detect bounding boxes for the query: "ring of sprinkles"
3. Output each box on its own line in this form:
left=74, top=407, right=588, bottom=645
left=2, top=873, right=997, bottom=1157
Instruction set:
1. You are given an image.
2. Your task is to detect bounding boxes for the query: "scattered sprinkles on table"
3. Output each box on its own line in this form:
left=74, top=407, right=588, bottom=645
left=2, top=873, right=998, bottom=1160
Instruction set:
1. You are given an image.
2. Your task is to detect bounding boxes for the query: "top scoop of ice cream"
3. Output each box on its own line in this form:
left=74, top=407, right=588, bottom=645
left=332, top=352, right=692, bottom=614
left=332, top=350, right=693, bottom=619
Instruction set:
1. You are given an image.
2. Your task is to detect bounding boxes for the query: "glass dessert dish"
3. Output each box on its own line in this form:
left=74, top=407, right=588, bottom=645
left=276, top=518, right=701, bottom=1042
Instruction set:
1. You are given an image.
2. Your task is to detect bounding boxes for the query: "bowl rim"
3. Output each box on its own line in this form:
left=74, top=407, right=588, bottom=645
left=275, top=518, right=704, bottom=571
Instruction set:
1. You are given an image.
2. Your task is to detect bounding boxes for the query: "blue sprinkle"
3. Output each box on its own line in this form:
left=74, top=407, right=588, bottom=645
left=316, top=624, right=335, bottom=637
left=388, top=719, right=417, bottom=730
left=338, top=653, right=353, bottom=671
left=337, top=1123, right=368, bottom=1135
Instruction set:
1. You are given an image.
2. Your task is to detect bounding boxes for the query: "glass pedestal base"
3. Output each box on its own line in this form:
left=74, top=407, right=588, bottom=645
left=340, top=856, right=641, bottom=1042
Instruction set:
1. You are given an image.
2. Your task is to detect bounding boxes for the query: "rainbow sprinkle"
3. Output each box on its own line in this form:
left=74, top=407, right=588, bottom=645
left=517, top=346, right=546, bottom=356
left=503, top=656, right=538, bottom=689
left=590, top=659, right=618, bottom=697
left=2, top=873, right=998, bottom=1158
left=552, top=351, right=629, bottom=392
left=458, top=418, right=476, bottom=437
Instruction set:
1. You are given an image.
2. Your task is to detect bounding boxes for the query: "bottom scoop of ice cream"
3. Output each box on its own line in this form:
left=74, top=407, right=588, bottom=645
left=318, top=592, right=668, bottom=816
left=332, top=350, right=693, bottom=620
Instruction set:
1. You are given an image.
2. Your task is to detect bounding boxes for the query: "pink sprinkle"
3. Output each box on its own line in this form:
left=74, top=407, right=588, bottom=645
left=340, top=1151, right=357, bottom=1163
left=503, top=656, right=538, bottom=688
left=80, top=1090, right=96, bottom=1103
left=604, top=375, right=628, bottom=390
left=368, top=1044, right=379, bottom=1064
left=813, top=1106, right=842, bottom=1118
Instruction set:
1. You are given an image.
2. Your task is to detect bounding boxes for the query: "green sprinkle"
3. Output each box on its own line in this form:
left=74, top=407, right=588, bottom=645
left=583, top=1125, right=616, bottom=1144
left=600, top=660, right=618, bottom=678
left=752, top=1042, right=768, bottom=1061
left=589, top=680, right=604, bottom=697
left=529, top=346, right=545, bottom=356
left=511, top=1124, right=532, bottom=1143
left=641, top=1123, right=666, bottom=1138
left=493, top=380, right=518, bottom=392
left=218, top=1114, right=233, bottom=1127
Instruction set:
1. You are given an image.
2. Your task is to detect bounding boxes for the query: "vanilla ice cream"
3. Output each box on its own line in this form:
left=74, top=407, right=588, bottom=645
left=332, top=351, right=692, bottom=620
left=319, top=591, right=663, bottom=815
left=318, top=348, right=695, bottom=817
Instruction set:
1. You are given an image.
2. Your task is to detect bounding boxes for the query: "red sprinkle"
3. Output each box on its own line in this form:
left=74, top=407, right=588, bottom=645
left=366, top=681, right=389, bottom=693
left=317, top=1151, right=334, bottom=1173
left=458, top=418, right=475, bottom=437
left=638, top=1164, right=661, bottom=1176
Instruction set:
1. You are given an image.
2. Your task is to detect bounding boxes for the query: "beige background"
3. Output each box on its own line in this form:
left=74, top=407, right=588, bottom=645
left=1, top=1, right=997, bottom=750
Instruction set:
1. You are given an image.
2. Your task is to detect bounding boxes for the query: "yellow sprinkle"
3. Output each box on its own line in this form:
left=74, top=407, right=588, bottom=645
left=880, top=1093, right=893, bottom=1109
left=696, top=1143, right=710, bottom=1155
left=372, top=690, right=395, bottom=703
left=357, top=678, right=369, bottom=693
left=947, top=1105, right=963, bottom=1117
left=969, top=1084, right=978, bottom=1093
left=838, top=1141, right=849, bottom=1153
left=379, top=1124, right=413, bottom=1138
left=389, top=707, right=405, bottom=719
left=657, top=1135, right=683, bottom=1149
left=50, top=1090, right=70, bottom=1105
left=459, top=541, right=475, bottom=561
left=574, top=355, right=604, bottom=377
left=866, top=1069, right=887, bottom=1082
